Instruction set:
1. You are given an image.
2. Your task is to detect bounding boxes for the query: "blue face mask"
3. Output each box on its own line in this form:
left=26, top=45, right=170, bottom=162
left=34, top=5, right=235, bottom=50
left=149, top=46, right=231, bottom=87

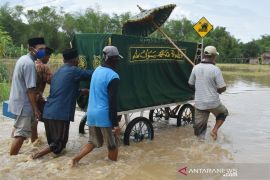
left=34, top=48, right=46, bottom=59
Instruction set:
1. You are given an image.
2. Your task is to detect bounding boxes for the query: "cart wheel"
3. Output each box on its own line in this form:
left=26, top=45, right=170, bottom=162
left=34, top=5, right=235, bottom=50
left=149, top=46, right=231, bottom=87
left=177, top=104, right=195, bottom=127
left=79, top=115, right=122, bottom=134
left=124, top=117, right=154, bottom=145
left=79, top=114, right=87, bottom=134
left=149, top=107, right=170, bottom=123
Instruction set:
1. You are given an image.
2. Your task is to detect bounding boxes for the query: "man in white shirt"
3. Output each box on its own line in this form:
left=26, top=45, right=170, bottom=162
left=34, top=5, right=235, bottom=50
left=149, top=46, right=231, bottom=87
left=188, top=46, right=228, bottom=140
left=9, top=37, right=45, bottom=155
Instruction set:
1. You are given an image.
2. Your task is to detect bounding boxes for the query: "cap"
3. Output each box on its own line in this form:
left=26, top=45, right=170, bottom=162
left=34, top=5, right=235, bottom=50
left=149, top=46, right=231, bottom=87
left=204, top=46, right=219, bottom=56
left=45, top=47, right=54, bottom=56
left=28, top=37, right=45, bottom=47
left=62, top=48, right=78, bottom=61
left=103, top=46, right=123, bottom=61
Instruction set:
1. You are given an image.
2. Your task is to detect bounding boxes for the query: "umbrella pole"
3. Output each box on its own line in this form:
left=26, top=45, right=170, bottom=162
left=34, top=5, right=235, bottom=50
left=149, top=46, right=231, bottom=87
left=153, top=22, right=195, bottom=66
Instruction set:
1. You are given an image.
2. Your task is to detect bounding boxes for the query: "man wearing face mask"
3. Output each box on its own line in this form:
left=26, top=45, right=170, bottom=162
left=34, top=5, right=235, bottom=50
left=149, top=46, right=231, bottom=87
left=9, top=37, right=46, bottom=155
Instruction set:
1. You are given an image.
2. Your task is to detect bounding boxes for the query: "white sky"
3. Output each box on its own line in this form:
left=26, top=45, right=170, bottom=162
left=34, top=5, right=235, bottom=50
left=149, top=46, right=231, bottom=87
left=1, top=0, right=270, bottom=43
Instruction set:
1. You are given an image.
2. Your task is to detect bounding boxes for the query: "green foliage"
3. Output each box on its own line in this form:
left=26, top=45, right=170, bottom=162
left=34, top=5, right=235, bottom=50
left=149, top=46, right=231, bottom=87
left=203, top=27, right=242, bottom=63
left=26, top=6, right=67, bottom=51
left=0, top=5, right=29, bottom=48
left=0, top=82, right=10, bottom=102
left=0, top=26, right=12, bottom=57
left=0, top=4, right=270, bottom=63
left=0, top=61, right=9, bottom=102
left=0, top=61, right=8, bottom=82
left=157, top=17, right=200, bottom=42
left=255, top=35, right=270, bottom=53
left=241, top=41, right=260, bottom=58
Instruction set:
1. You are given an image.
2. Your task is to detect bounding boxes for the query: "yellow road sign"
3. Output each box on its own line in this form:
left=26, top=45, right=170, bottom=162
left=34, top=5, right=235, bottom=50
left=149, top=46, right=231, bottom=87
left=193, top=17, right=213, bottom=38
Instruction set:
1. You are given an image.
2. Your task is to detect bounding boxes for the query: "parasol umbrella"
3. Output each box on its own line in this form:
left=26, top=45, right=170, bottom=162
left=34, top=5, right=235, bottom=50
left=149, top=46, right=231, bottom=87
left=122, top=4, right=195, bottom=66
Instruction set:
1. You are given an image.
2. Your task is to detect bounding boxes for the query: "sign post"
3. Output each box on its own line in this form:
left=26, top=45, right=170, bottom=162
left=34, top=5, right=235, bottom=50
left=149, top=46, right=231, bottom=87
left=193, top=17, right=213, bottom=61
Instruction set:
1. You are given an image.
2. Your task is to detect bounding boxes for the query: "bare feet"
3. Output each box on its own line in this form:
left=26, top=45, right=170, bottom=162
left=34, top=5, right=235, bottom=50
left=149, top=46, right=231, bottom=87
left=211, top=130, right=217, bottom=140
left=31, top=152, right=40, bottom=159
left=31, top=146, right=51, bottom=159
left=68, top=159, right=78, bottom=168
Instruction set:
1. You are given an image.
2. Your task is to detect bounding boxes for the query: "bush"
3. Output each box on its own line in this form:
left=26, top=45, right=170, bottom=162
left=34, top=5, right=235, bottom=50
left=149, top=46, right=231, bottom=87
left=4, top=45, right=28, bottom=58
left=0, top=62, right=8, bottom=82
left=0, top=82, right=10, bottom=102
left=0, top=62, right=10, bottom=102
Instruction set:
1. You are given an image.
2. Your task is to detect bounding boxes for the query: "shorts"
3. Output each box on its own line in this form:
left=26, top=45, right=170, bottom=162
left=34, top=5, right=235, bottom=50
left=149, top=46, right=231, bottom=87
left=194, top=104, right=229, bottom=136
left=14, top=114, right=36, bottom=138
left=88, top=126, right=119, bottom=150
left=44, top=119, right=70, bottom=154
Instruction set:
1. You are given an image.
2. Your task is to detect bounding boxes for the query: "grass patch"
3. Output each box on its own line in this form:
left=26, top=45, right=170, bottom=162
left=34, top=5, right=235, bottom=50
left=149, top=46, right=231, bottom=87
left=0, top=82, right=10, bottom=102
left=217, top=64, right=270, bottom=77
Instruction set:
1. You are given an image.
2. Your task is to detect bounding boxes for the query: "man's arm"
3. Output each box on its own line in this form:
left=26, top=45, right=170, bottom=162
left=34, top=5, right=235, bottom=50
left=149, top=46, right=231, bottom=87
left=108, top=78, right=120, bottom=134
left=188, top=68, right=196, bottom=90
left=45, top=66, right=52, bottom=84
left=74, top=68, right=93, bottom=81
left=24, top=62, right=40, bottom=120
left=215, top=68, right=226, bottom=94
left=27, top=88, right=40, bottom=120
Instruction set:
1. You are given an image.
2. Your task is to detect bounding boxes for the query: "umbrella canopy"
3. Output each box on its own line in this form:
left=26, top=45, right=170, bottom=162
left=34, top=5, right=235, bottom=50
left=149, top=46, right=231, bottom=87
left=122, top=4, right=176, bottom=37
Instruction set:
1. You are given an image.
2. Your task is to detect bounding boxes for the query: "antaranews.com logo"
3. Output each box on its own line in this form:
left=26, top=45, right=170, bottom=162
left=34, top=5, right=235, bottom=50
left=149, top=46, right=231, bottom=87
left=177, top=163, right=270, bottom=179
left=178, top=166, right=237, bottom=177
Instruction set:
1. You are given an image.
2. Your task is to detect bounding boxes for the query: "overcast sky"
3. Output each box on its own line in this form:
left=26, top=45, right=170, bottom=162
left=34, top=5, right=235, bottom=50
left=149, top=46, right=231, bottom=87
left=1, top=0, right=269, bottom=43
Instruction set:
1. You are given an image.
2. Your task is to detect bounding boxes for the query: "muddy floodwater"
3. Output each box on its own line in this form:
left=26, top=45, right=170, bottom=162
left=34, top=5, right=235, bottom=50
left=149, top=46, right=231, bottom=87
left=0, top=64, right=270, bottom=179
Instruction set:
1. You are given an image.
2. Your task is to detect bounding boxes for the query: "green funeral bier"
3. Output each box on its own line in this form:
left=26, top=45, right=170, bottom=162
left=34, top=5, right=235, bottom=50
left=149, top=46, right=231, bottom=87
left=73, top=33, right=197, bottom=112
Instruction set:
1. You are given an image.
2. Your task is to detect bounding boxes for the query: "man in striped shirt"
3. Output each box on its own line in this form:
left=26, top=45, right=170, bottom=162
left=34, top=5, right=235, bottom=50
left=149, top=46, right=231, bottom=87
left=188, top=46, right=228, bottom=140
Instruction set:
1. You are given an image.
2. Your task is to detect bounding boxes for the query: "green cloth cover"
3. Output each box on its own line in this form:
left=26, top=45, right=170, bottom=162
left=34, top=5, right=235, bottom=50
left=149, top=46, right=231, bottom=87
left=73, top=33, right=197, bottom=112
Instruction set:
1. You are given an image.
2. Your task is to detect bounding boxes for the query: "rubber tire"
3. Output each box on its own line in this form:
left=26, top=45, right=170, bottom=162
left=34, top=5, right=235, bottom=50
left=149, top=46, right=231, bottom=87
left=79, top=115, right=122, bottom=134
left=124, top=117, right=154, bottom=145
left=176, top=104, right=195, bottom=127
left=149, top=108, right=170, bottom=123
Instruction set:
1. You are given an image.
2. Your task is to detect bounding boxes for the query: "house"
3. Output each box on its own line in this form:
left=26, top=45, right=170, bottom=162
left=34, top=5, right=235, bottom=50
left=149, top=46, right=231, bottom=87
left=262, top=52, right=270, bottom=64
left=249, top=58, right=259, bottom=64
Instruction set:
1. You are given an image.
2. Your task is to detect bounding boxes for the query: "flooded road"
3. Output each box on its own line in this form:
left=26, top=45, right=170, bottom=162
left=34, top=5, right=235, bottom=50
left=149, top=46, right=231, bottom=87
left=0, top=64, right=270, bottom=179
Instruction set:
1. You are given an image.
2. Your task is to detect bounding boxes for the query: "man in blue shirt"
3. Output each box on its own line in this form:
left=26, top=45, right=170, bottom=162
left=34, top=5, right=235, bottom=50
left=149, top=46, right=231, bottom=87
left=69, top=46, right=121, bottom=167
left=32, top=48, right=93, bottom=159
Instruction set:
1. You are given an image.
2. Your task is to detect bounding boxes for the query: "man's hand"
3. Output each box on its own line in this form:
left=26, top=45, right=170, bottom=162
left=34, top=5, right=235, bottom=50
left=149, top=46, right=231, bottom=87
left=188, top=84, right=195, bottom=91
left=217, top=86, right=226, bottom=94
left=27, top=88, right=40, bottom=120
left=112, top=126, right=121, bottom=135
left=34, top=108, right=41, bottom=121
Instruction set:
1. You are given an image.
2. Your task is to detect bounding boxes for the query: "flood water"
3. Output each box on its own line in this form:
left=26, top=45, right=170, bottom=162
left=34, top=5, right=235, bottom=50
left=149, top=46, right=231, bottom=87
left=0, top=64, right=270, bottom=179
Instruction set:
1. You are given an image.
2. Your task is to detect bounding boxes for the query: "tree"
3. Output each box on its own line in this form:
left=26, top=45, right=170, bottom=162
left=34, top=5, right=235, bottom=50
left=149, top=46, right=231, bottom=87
left=203, top=27, right=242, bottom=63
left=0, top=5, right=29, bottom=47
left=0, top=4, right=269, bottom=62
left=25, top=6, right=65, bottom=51
left=242, top=41, right=260, bottom=58
left=255, top=35, right=270, bottom=53
left=0, top=26, right=12, bottom=57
